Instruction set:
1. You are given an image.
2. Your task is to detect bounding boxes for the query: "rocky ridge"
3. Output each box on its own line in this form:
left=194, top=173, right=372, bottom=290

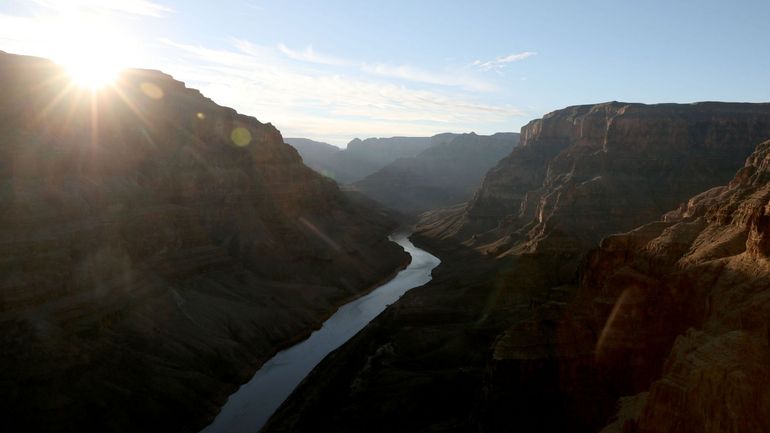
left=352, top=132, right=519, bottom=216
left=286, top=134, right=456, bottom=184
left=0, top=51, right=408, bottom=433
left=264, top=101, right=770, bottom=433
left=422, top=102, right=770, bottom=257
left=576, top=139, right=770, bottom=432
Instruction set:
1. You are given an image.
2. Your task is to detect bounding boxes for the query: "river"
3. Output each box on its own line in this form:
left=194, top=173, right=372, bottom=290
left=201, top=232, right=441, bottom=433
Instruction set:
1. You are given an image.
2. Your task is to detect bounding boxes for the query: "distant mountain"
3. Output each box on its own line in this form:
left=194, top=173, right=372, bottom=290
left=353, top=132, right=519, bottom=216
left=286, top=134, right=457, bottom=184
left=283, top=137, right=342, bottom=179
left=284, top=137, right=340, bottom=162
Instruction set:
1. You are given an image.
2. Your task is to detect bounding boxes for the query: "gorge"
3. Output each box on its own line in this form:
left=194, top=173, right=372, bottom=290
left=204, top=233, right=439, bottom=433
left=0, top=51, right=408, bottom=433
left=264, top=102, right=770, bottom=433
left=2, top=39, right=770, bottom=433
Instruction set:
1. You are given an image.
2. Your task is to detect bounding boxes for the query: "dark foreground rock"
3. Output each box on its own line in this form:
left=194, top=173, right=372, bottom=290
left=264, top=102, right=770, bottom=433
left=0, top=51, right=408, bottom=433
left=579, top=140, right=770, bottom=433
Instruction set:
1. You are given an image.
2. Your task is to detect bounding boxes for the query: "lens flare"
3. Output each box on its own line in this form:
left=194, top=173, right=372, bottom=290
left=231, top=127, right=252, bottom=147
left=140, top=82, right=164, bottom=99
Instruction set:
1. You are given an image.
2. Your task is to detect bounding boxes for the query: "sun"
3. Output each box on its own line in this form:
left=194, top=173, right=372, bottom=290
left=50, top=13, right=137, bottom=89
left=62, top=50, right=124, bottom=89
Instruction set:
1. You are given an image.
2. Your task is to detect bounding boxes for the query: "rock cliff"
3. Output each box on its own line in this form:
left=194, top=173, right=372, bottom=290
left=353, top=132, right=518, bottom=216
left=422, top=102, right=770, bottom=258
left=578, top=140, right=770, bottom=433
left=264, top=102, right=770, bottom=433
left=0, top=51, right=408, bottom=433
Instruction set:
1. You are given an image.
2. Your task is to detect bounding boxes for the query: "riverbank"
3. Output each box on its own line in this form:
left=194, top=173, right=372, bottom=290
left=193, top=235, right=412, bottom=431
left=260, top=233, right=507, bottom=433
left=203, top=234, right=440, bottom=433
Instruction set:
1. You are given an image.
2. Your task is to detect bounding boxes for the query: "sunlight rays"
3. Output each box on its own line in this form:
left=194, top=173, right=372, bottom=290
left=38, top=11, right=140, bottom=89
left=55, top=20, right=135, bottom=89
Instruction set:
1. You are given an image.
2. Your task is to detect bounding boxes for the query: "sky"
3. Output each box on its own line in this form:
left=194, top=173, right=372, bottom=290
left=1, top=0, right=769, bottom=147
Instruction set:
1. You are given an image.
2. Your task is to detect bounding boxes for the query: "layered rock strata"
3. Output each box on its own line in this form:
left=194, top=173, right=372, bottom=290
left=423, top=102, right=770, bottom=257
left=265, top=102, right=770, bottom=433
left=0, top=51, right=408, bottom=433
left=580, top=140, right=770, bottom=433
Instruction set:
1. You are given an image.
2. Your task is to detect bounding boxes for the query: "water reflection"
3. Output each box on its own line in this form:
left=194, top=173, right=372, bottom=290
left=202, top=233, right=440, bottom=433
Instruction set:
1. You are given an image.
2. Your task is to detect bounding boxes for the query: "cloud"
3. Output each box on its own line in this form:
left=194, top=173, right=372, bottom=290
left=0, top=14, right=72, bottom=58
left=474, top=51, right=537, bottom=72
left=0, top=0, right=525, bottom=145
left=361, top=63, right=497, bottom=92
left=243, top=3, right=263, bottom=11
left=277, top=43, right=351, bottom=66
left=160, top=39, right=525, bottom=145
left=276, top=44, right=496, bottom=92
left=31, top=0, right=172, bottom=17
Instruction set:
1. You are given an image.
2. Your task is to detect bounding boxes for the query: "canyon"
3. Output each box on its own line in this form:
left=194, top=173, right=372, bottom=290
left=204, top=233, right=440, bottom=433
left=289, top=132, right=519, bottom=218
left=3, top=2, right=768, bottom=432
left=0, top=51, right=409, bottom=433
left=264, top=102, right=770, bottom=433
left=3, top=51, right=770, bottom=433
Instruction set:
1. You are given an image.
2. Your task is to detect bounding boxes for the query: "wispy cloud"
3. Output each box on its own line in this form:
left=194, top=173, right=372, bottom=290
left=161, top=39, right=525, bottom=145
left=361, top=63, right=497, bottom=92
left=31, top=0, right=172, bottom=17
left=243, top=3, right=263, bottom=11
left=0, top=0, right=525, bottom=145
left=277, top=43, right=351, bottom=66
left=474, top=51, right=537, bottom=72
left=277, top=43, right=496, bottom=92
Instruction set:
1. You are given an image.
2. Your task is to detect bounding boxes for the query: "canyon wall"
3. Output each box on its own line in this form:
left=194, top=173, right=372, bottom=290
left=423, top=102, right=770, bottom=256
left=579, top=140, right=770, bottom=433
left=265, top=102, right=770, bottom=433
left=0, top=51, right=408, bottom=433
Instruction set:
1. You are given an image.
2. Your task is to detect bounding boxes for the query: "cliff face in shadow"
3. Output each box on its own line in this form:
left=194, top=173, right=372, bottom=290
left=286, top=134, right=456, bottom=184
left=0, top=51, right=408, bottom=433
left=264, top=102, right=770, bottom=433
left=352, top=133, right=519, bottom=216
left=578, top=140, right=770, bottom=433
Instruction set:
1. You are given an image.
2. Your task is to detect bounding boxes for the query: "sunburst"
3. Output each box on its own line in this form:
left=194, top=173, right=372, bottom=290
left=50, top=13, right=137, bottom=89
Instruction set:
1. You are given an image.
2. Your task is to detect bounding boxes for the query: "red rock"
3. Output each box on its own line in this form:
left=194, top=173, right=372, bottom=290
left=583, top=140, right=770, bottom=432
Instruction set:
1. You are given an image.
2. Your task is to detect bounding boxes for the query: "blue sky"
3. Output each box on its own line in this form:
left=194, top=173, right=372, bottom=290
left=2, top=0, right=769, bottom=146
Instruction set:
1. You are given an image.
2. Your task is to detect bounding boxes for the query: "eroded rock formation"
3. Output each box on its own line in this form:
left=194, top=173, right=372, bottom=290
left=0, top=51, right=408, bottom=433
left=580, top=140, right=770, bottom=433
left=265, top=102, right=770, bottom=433
left=422, top=102, right=770, bottom=257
